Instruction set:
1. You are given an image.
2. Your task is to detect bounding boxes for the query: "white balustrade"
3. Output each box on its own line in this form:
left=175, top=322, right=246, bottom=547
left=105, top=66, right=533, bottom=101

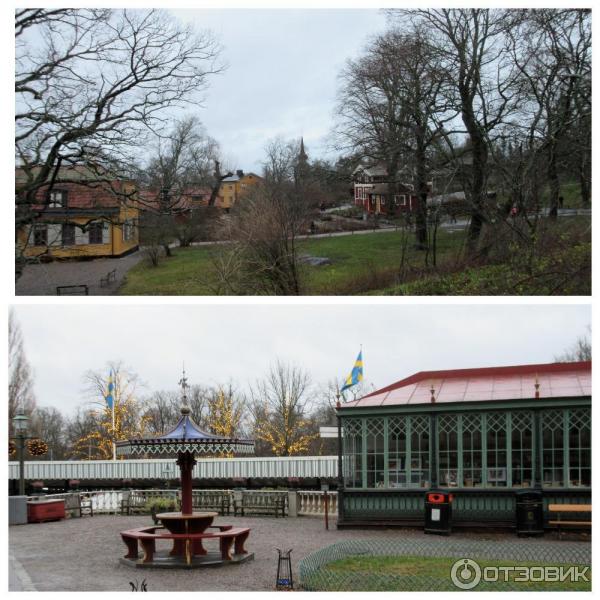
left=25, top=488, right=338, bottom=517
left=297, top=490, right=338, bottom=516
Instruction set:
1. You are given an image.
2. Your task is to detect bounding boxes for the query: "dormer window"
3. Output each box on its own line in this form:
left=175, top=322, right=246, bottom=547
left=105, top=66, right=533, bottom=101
left=48, top=190, right=67, bottom=208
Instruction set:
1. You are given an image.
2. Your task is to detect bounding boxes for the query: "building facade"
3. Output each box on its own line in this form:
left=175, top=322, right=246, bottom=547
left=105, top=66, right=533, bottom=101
left=352, top=165, right=421, bottom=215
left=336, top=361, right=591, bottom=528
left=218, top=170, right=262, bottom=210
left=17, top=169, right=139, bottom=259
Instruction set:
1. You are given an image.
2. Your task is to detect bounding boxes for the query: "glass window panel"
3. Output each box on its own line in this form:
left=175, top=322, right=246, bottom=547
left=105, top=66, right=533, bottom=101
left=567, top=408, right=591, bottom=487
left=343, top=418, right=363, bottom=488
left=438, top=414, right=458, bottom=487
left=365, top=418, right=385, bottom=488
left=542, top=410, right=564, bottom=487
left=486, top=413, right=508, bottom=487
left=511, top=411, right=534, bottom=488
left=388, top=416, right=407, bottom=488
left=410, top=415, right=430, bottom=488
left=462, top=414, right=483, bottom=487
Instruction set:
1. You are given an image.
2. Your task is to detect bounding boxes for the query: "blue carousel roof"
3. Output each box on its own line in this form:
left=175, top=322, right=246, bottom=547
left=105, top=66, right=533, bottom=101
left=116, top=406, right=254, bottom=457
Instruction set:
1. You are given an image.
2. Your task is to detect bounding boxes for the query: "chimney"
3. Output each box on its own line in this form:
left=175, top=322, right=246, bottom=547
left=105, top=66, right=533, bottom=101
left=236, top=169, right=244, bottom=178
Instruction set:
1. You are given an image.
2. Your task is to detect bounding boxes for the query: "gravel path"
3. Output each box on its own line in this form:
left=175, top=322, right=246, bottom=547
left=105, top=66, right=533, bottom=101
left=15, top=251, right=144, bottom=296
left=8, top=515, right=589, bottom=592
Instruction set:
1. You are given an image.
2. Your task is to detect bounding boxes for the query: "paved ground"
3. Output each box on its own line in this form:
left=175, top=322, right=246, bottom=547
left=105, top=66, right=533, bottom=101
left=8, top=515, right=590, bottom=592
left=15, top=251, right=144, bottom=296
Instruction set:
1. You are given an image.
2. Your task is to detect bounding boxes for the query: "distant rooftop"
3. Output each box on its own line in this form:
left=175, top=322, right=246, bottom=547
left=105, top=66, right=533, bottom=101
left=343, top=361, right=591, bottom=408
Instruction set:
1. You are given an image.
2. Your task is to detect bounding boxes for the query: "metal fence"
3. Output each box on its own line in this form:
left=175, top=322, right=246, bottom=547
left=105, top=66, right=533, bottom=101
left=299, top=538, right=591, bottom=591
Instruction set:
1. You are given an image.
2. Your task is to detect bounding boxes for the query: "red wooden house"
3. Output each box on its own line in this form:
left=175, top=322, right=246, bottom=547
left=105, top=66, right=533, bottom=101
left=352, top=165, right=422, bottom=215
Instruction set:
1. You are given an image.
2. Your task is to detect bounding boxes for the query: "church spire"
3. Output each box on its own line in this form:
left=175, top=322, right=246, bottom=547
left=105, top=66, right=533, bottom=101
left=299, top=137, right=308, bottom=162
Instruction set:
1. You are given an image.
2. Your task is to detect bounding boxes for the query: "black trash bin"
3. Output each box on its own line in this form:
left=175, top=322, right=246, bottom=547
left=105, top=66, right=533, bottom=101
left=515, top=489, right=544, bottom=536
left=424, top=490, right=453, bottom=535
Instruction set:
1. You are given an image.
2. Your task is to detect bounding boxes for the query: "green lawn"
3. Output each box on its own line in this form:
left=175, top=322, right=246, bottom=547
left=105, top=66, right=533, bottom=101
left=120, top=228, right=467, bottom=295
left=303, top=555, right=591, bottom=591
left=120, top=216, right=590, bottom=295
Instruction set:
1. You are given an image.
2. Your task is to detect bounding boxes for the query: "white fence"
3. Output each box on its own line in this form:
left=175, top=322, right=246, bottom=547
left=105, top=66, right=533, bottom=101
left=10, top=456, right=337, bottom=481
left=25, top=489, right=339, bottom=517
left=298, top=490, right=338, bottom=516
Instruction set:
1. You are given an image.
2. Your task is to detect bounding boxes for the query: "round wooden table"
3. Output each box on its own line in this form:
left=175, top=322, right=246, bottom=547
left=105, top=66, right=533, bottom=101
left=156, top=512, right=218, bottom=560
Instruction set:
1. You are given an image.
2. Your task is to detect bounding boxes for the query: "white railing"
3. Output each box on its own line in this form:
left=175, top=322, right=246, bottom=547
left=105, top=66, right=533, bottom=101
left=298, top=490, right=338, bottom=516
left=25, top=489, right=338, bottom=517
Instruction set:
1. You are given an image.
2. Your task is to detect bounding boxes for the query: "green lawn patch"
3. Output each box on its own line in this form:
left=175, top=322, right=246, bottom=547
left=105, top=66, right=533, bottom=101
left=120, top=228, right=467, bottom=295
left=119, top=217, right=590, bottom=295
left=304, top=555, right=591, bottom=591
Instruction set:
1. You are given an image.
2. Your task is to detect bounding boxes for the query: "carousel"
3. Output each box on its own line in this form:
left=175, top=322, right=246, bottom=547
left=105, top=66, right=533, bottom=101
left=117, top=370, right=255, bottom=568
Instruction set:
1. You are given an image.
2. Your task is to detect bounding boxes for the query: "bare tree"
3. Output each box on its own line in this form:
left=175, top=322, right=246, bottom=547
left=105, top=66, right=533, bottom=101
left=8, top=310, right=36, bottom=433
left=30, top=407, right=67, bottom=460
left=15, top=8, right=224, bottom=276
left=211, top=138, right=311, bottom=295
left=511, top=10, right=591, bottom=218
left=391, top=9, right=519, bottom=249
left=248, top=361, right=317, bottom=456
left=555, top=327, right=591, bottom=362
left=139, top=116, right=221, bottom=260
left=336, top=27, right=456, bottom=249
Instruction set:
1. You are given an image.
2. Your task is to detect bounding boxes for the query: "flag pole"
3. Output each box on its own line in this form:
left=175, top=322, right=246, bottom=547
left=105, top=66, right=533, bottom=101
left=112, top=371, right=116, bottom=461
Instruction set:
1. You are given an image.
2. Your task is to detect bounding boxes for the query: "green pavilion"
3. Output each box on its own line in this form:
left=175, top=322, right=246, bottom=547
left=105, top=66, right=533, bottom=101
left=336, top=361, right=591, bottom=528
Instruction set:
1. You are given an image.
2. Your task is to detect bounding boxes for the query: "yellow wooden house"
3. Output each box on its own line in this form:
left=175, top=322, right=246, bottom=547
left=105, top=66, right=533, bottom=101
left=217, top=170, right=262, bottom=210
left=17, top=168, right=140, bottom=260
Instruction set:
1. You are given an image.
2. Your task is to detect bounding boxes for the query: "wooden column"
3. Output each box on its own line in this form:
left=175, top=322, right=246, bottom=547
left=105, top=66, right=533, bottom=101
left=177, top=451, right=197, bottom=514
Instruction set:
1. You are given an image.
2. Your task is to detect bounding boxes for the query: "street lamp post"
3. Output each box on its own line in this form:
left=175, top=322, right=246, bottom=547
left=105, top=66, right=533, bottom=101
left=12, top=410, right=30, bottom=496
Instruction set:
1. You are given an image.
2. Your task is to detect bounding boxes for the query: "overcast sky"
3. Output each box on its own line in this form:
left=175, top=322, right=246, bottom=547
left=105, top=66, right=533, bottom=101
left=13, top=303, right=590, bottom=417
left=169, top=8, right=389, bottom=172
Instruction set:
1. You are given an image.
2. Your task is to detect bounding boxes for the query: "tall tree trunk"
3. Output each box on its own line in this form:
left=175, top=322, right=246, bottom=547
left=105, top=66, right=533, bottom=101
left=547, top=145, right=560, bottom=219
left=461, top=96, right=489, bottom=249
left=579, top=156, right=591, bottom=208
left=414, top=140, right=428, bottom=250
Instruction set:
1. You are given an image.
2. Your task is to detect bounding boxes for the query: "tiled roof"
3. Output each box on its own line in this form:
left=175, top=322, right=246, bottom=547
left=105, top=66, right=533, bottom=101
left=343, top=361, right=591, bottom=408
left=30, top=180, right=131, bottom=210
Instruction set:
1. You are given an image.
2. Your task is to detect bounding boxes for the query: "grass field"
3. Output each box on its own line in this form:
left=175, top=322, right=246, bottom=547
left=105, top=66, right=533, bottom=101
left=120, top=228, right=467, bottom=295
left=303, top=555, right=591, bottom=591
left=120, top=216, right=590, bottom=296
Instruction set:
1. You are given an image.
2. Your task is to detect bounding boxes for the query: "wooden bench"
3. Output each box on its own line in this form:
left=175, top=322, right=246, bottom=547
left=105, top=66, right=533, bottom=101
left=64, top=493, right=94, bottom=518
left=548, top=503, right=591, bottom=539
left=190, top=491, right=232, bottom=515
left=56, top=284, right=89, bottom=295
left=100, top=268, right=117, bottom=287
left=233, top=494, right=286, bottom=518
left=120, top=492, right=153, bottom=515
left=121, top=525, right=249, bottom=564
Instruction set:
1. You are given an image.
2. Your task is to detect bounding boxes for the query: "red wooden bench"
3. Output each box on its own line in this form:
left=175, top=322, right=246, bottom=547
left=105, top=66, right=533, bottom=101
left=121, top=525, right=250, bottom=564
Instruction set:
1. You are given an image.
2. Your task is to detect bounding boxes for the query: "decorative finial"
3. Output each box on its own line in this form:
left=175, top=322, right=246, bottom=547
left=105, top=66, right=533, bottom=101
left=179, top=365, right=190, bottom=414
left=534, top=374, right=540, bottom=399
left=430, top=382, right=436, bottom=403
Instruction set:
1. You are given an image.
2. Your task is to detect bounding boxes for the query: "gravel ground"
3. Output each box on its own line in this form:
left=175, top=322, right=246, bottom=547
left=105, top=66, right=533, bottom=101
left=9, top=515, right=590, bottom=592
left=15, top=251, right=144, bottom=296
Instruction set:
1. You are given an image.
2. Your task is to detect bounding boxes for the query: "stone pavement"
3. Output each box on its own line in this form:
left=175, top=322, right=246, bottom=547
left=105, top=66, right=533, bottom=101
left=8, top=515, right=590, bottom=592
left=15, top=251, right=144, bottom=296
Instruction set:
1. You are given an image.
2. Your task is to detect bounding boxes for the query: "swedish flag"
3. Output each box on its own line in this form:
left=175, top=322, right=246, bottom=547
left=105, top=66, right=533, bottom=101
left=341, top=350, right=363, bottom=392
left=105, top=372, right=114, bottom=410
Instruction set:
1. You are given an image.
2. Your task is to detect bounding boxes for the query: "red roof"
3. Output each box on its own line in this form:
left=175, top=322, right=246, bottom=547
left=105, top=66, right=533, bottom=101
left=344, top=361, right=591, bottom=408
left=138, top=187, right=212, bottom=212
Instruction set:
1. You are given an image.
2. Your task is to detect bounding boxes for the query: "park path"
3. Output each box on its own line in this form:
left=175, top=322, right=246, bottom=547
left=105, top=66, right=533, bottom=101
left=15, top=251, right=144, bottom=296
left=9, top=514, right=589, bottom=592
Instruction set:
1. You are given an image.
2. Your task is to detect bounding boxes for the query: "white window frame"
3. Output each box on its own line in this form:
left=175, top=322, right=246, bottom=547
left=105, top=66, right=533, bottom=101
left=48, top=190, right=67, bottom=208
left=394, top=194, right=407, bottom=206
